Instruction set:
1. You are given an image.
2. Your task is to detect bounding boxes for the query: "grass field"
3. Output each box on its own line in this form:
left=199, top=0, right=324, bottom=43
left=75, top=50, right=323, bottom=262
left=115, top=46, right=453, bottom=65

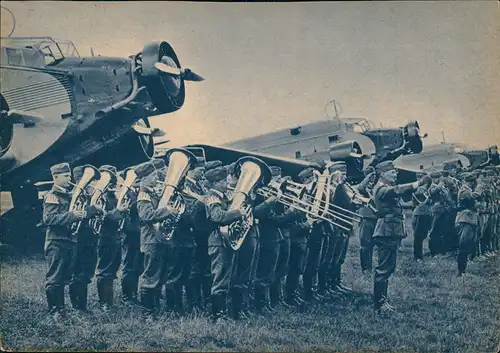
left=1, top=233, right=499, bottom=352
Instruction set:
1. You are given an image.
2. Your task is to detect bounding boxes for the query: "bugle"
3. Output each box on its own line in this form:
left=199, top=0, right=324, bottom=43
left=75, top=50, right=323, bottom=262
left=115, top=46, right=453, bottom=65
left=69, top=165, right=100, bottom=235
left=88, top=167, right=118, bottom=235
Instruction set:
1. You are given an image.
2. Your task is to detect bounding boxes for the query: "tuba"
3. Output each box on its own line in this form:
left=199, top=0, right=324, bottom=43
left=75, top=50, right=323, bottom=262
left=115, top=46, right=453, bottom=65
left=116, top=167, right=138, bottom=232
left=220, top=156, right=272, bottom=251
left=69, top=165, right=100, bottom=235
left=88, top=167, right=118, bottom=235
left=153, top=148, right=197, bottom=241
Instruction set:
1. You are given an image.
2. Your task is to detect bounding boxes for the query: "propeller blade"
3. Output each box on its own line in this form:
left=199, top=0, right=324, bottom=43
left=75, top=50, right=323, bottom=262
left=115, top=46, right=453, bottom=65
left=1, top=109, right=44, bottom=124
left=154, top=62, right=182, bottom=76
left=154, top=138, right=171, bottom=146
left=183, top=68, right=205, bottom=82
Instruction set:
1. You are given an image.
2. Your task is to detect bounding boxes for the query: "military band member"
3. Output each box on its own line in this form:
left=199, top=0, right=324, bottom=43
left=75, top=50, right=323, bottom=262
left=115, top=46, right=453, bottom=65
left=119, top=162, right=155, bottom=307
left=477, top=170, right=494, bottom=257
left=42, top=163, right=100, bottom=319
left=204, top=166, right=246, bottom=321
left=137, top=160, right=180, bottom=321
left=187, top=160, right=223, bottom=314
left=94, top=165, right=125, bottom=312
left=411, top=187, right=433, bottom=261
left=355, top=167, right=378, bottom=274
left=456, top=173, right=480, bottom=276
left=69, top=166, right=98, bottom=313
left=326, top=162, right=356, bottom=296
left=439, top=170, right=459, bottom=254
left=372, top=161, right=430, bottom=313
left=253, top=166, right=290, bottom=314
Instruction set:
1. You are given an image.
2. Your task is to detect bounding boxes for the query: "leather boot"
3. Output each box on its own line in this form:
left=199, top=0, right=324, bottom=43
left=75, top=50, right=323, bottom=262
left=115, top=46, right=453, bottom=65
left=69, top=283, right=80, bottom=310
left=253, top=286, right=265, bottom=314
left=97, top=279, right=113, bottom=312
left=373, top=280, right=386, bottom=310
left=269, top=281, right=280, bottom=308
left=230, top=288, right=247, bottom=320
left=163, top=287, right=177, bottom=317
left=140, top=288, right=156, bottom=321
left=173, top=285, right=185, bottom=317
left=79, top=284, right=89, bottom=312
left=263, top=287, right=277, bottom=313
left=186, top=281, right=203, bottom=315
left=121, top=279, right=139, bottom=306
left=202, top=276, right=212, bottom=308
left=46, top=288, right=58, bottom=314
left=317, top=270, right=328, bottom=296
left=303, top=275, right=314, bottom=302
left=211, top=294, right=228, bottom=322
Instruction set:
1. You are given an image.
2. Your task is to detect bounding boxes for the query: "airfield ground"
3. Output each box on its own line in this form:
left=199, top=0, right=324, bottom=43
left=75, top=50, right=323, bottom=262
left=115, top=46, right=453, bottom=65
left=1, top=228, right=499, bottom=352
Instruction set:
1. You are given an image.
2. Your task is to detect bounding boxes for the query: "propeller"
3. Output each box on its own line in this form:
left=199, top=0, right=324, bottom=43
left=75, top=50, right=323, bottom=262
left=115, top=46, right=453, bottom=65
left=154, top=56, right=204, bottom=82
left=0, top=109, right=44, bottom=124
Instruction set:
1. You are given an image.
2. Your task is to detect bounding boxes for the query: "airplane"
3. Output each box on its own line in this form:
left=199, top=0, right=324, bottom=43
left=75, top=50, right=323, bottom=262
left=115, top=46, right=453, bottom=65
left=0, top=32, right=207, bottom=253
left=184, top=101, right=426, bottom=184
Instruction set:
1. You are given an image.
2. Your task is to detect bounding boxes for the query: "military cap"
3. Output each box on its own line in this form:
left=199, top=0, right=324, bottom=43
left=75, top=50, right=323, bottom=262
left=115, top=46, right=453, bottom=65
left=328, top=162, right=347, bottom=173
left=206, top=160, right=223, bottom=171
left=134, top=161, right=156, bottom=179
left=50, top=162, right=71, bottom=176
left=428, top=185, right=442, bottom=199
left=152, top=158, right=166, bottom=171
left=72, top=166, right=85, bottom=183
left=205, top=166, right=228, bottom=182
left=227, top=162, right=237, bottom=175
left=441, top=170, right=450, bottom=177
left=187, top=167, right=205, bottom=180
left=363, top=166, right=376, bottom=177
left=298, top=168, right=315, bottom=183
left=429, top=171, right=441, bottom=179
left=375, top=161, right=395, bottom=174
left=462, top=172, right=476, bottom=182
left=270, top=166, right=282, bottom=177
left=99, top=165, right=118, bottom=176
left=195, top=157, right=206, bottom=168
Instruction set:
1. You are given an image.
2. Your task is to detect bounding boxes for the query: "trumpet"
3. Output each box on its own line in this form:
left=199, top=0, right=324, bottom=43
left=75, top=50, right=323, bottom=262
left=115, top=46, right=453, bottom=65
left=116, top=167, right=138, bottom=232
left=88, top=167, right=118, bottom=235
left=153, top=148, right=198, bottom=241
left=69, top=165, right=100, bottom=235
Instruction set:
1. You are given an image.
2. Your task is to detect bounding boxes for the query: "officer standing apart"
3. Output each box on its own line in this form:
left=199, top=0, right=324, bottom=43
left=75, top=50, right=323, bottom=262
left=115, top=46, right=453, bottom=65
left=42, top=163, right=100, bottom=320
left=372, top=161, right=430, bottom=313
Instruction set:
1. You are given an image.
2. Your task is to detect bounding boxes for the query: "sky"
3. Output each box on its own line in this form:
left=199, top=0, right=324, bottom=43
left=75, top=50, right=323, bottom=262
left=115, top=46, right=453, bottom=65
left=1, top=1, right=499, bottom=149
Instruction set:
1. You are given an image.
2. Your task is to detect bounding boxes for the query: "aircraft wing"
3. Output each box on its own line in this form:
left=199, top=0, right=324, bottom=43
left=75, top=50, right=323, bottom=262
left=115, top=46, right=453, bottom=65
left=394, top=144, right=471, bottom=173
left=184, top=143, right=323, bottom=179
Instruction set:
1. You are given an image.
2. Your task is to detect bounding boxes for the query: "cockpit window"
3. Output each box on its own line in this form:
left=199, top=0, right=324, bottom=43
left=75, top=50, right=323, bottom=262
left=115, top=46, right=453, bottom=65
left=6, top=48, right=24, bottom=66
left=40, top=43, right=65, bottom=66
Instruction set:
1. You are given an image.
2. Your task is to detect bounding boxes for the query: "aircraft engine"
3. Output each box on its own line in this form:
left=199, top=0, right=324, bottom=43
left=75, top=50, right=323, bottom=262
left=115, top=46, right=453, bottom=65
left=328, top=140, right=364, bottom=161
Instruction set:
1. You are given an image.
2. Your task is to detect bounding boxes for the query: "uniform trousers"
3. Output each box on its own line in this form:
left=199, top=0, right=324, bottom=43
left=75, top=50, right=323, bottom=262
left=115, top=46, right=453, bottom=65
left=45, top=239, right=76, bottom=311
left=121, top=230, right=143, bottom=300
left=303, top=225, right=324, bottom=299
left=456, top=222, right=478, bottom=274
left=358, top=218, right=376, bottom=272
left=412, top=215, right=432, bottom=260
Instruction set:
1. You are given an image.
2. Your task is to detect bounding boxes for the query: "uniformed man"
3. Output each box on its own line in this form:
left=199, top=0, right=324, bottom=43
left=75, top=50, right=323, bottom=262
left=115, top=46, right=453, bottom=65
left=42, top=163, right=100, bottom=319
left=428, top=179, right=448, bottom=257
left=253, top=166, right=291, bottom=314
left=456, top=173, right=480, bottom=276
left=411, top=187, right=433, bottom=261
left=119, top=161, right=155, bottom=307
left=355, top=167, right=378, bottom=274
left=187, top=160, right=223, bottom=314
left=93, top=165, right=125, bottom=312
left=439, top=169, right=459, bottom=255
left=136, top=160, right=180, bottom=321
left=325, top=162, right=357, bottom=296
left=68, top=165, right=98, bottom=314
left=204, top=166, right=247, bottom=321
left=285, top=167, right=315, bottom=307
left=372, top=161, right=430, bottom=313
left=477, top=170, right=494, bottom=257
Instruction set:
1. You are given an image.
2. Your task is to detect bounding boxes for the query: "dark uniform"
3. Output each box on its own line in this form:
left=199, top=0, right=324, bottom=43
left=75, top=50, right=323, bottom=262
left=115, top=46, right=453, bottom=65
left=119, top=162, right=155, bottom=306
left=372, top=161, right=426, bottom=312
left=456, top=174, right=479, bottom=276
left=137, top=166, right=179, bottom=320
left=187, top=160, right=222, bottom=313
left=440, top=171, right=459, bottom=253
left=477, top=172, right=494, bottom=256
left=69, top=166, right=98, bottom=313
left=356, top=168, right=378, bottom=273
left=427, top=184, right=448, bottom=256
left=94, top=165, right=124, bottom=311
left=411, top=187, right=433, bottom=261
left=42, top=163, right=99, bottom=317
left=204, top=166, right=245, bottom=321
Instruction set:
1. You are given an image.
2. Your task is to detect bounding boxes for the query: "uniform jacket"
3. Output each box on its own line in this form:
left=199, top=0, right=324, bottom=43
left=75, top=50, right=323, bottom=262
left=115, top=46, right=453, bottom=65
left=97, top=191, right=122, bottom=239
left=43, top=185, right=80, bottom=243
left=205, top=189, right=246, bottom=247
left=137, top=180, right=176, bottom=247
